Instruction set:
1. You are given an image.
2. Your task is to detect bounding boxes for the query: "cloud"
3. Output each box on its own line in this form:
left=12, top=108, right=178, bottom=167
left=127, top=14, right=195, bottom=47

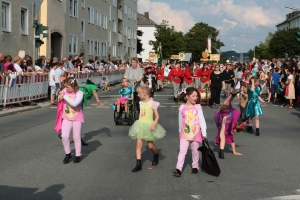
left=222, top=19, right=237, bottom=28
left=189, top=0, right=284, bottom=28
left=138, top=0, right=196, bottom=33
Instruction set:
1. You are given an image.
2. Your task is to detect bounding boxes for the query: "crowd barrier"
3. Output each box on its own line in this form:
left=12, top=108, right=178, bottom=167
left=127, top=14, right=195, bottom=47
left=0, top=71, right=125, bottom=108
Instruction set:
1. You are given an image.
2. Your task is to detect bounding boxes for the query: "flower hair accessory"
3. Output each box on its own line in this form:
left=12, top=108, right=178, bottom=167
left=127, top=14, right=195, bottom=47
left=71, top=78, right=76, bottom=84
left=178, top=88, right=186, bottom=95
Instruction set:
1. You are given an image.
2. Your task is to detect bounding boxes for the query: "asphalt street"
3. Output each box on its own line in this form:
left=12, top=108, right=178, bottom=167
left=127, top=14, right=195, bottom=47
left=0, top=84, right=300, bottom=200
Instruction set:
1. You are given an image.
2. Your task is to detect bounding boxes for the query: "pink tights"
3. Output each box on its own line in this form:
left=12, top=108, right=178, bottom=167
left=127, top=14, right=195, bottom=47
left=176, top=139, right=200, bottom=171
left=61, top=119, right=82, bottom=157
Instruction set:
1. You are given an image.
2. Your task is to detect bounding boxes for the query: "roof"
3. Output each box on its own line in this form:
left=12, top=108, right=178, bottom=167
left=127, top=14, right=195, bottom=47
left=276, top=11, right=300, bottom=27
left=137, top=12, right=156, bottom=26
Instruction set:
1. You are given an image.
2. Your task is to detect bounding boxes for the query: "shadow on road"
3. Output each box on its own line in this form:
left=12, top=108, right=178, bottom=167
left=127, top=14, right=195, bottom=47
left=0, top=184, right=64, bottom=200
left=140, top=147, right=166, bottom=166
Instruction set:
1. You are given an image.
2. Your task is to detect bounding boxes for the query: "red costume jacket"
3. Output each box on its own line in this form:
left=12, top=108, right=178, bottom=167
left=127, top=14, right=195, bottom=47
left=183, top=68, right=193, bottom=84
left=168, top=68, right=183, bottom=83
left=156, top=68, right=164, bottom=80
left=197, top=69, right=211, bottom=83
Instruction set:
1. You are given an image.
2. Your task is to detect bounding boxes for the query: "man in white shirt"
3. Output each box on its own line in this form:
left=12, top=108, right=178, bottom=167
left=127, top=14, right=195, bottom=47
left=49, top=63, right=57, bottom=105
left=55, top=62, right=63, bottom=95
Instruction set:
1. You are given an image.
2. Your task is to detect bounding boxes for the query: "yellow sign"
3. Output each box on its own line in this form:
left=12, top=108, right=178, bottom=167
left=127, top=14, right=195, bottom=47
left=210, top=54, right=220, bottom=61
left=171, top=55, right=180, bottom=60
left=149, top=53, right=157, bottom=59
left=200, top=51, right=209, bottom=61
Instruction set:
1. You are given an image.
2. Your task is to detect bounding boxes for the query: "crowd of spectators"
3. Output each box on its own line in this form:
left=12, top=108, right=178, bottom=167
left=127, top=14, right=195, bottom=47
left=0, top=51, right=131, bottom=110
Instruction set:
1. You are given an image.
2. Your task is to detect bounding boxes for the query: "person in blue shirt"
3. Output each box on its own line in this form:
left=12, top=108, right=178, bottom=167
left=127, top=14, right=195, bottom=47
left=270, top=68, right=281, bottom=103
left=114, top=78, right=134, bottom=118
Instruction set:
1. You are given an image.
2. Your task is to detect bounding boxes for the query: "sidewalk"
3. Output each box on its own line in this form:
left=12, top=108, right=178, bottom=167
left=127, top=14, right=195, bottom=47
left=0, top=101, right=51, bottom=118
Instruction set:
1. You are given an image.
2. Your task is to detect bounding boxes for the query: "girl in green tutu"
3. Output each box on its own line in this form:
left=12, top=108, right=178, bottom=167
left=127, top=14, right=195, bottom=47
left=129, top=85, right=166, bottom=172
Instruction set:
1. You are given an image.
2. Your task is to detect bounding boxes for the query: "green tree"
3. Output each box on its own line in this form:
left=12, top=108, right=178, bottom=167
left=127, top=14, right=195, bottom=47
left=184, top=22, right=224, bottom=62
left=248, top=32, right=273, bottom=60
left=269, top=28, right=300, bottom=58
left=220, top=52, right=229, bottom=63
left=149, top=20, right=186, bottom=59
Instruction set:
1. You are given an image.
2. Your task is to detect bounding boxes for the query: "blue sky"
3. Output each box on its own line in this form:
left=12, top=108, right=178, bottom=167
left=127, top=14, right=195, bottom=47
left=138, top=0, right=300, bottom=54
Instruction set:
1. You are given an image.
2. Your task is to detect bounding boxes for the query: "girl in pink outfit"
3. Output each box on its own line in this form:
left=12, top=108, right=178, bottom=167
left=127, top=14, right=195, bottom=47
left=58, top=77, right=84, bottom=164
left=172, top=87, right=207, bottom=177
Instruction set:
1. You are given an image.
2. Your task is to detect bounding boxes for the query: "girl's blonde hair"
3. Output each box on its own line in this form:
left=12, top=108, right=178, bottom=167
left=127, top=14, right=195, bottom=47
left=136, top=85, right=150, bottom=96
left=64, top=77, right=78, bottom=91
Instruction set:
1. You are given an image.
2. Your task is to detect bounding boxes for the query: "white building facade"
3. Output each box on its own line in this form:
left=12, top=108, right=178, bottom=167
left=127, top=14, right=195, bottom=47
left=39, top=0, right=137, bottom=62
left=137, top=12, right=156, bottom=62
left=276, top=11, right=300, bottom=30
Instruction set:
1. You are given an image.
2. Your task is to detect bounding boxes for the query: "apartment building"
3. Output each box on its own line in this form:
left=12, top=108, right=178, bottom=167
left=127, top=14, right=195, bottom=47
left=40, top=0, right=137, bottom=62
left=0, top=0, right=42, bottom=57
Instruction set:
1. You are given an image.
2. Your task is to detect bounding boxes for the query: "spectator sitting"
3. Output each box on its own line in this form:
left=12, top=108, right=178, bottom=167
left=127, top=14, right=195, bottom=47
left=102, top=77, right=110, bottom=91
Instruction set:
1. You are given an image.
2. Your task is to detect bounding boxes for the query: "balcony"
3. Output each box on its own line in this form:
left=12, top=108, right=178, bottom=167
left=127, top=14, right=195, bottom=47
left=118, top=10, right=123, bottom=20
left=118, top=33, right=123, bottom=43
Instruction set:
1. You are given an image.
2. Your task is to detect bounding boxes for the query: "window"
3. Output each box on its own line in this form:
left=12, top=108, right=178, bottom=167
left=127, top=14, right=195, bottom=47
left=128, top=7, right=131, bottom=19
left=113, top=19, right=117, bottom=32
left=95, top=10, right=100, bottom=26
left=21, top=7, right=28, bottom=35
left=124, top=4, right=127, bottom=15
left=69, top=0, right=78, bottom=18
left=117, top=45, right=120, bottom=57
left=88, top=7, right=94, bottom=24
left=123, top=24, right=127, bottom=36
left=2, top=2, right=11, bottom=32
left=109, top=5, right=111, bottom=21
left=87, top=39, right=94, bottom=56
left=95, top=41, right=101, bottom=56
left=81, top=20, right=85, bottom=42
left=81, top=0, right=85, bottom=8
left=127, top=27, right=130, bottom=38
left=102, top=42, right=107, bottom=56
left=113, top=0, right=117, bottom=8
left=102, top=14, right=107, bottom=29
left=112, top=44, right=116, bottom=57
left=69, top=35, right=78, bottom=55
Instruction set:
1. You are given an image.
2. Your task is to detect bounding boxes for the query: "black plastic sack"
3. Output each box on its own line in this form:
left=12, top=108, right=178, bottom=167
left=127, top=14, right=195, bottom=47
left=198, top=139, right=221, bottom=177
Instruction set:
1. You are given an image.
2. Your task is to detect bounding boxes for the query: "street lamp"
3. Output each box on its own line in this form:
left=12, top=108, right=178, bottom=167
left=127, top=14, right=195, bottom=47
left=255, top=24, right=275, bottom=31
left=232, top=49, right=241, bottom=62
left=284, top=6, right=300, bottom=11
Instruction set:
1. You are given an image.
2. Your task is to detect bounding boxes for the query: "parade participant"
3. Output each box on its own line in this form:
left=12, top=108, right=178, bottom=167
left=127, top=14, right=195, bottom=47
left=270, top=68, right=281, bottom=103
left=284, top=68, right=295, bottom=108
left=114, top=78, right=134, bottom=118
left=210, top=64, right=225, bottom=109
left=124, top=57, right=144, bottom=110
left=197, top=63, right=211, bottom=89
left=129, top=86, right=166, bottom=172
left=193, top=64, right=201, bottom=89
left=214, top=88, right=242, bottom=159
left=168, top=63, right=183, bottom=102
left=222, top=63, right=235, bottom=98
left=238, top=73, right=252, bottom=122
left=182, top=64, right=194, bottom=89
left=244, top=77, right=267, bottom=136
left=156, top=64, right=164, bottom=92
left=172, top=87, right=207, bottom=177
left=58, top=77, right=84, bottom=164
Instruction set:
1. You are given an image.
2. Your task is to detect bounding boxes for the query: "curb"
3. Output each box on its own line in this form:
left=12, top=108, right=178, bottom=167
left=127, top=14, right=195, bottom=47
left=0, top=106, right=43, bottom=118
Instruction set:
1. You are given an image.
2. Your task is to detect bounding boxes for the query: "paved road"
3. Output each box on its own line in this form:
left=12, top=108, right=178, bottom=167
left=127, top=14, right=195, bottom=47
left=0, top=85, right=300, bottom=200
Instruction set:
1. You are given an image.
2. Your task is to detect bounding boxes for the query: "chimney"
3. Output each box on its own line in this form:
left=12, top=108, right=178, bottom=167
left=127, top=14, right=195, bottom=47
left=144, top=12, right=149, bottom=19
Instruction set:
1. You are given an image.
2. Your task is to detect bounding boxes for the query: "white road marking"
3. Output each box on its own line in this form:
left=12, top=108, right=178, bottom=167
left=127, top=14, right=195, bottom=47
left=50, top=107, right=56, bottom=108
left=159, top=106, right=167, bottom=107
left=190, top=195, right=201, bottom=199
left=265, top=195, right=300, bottom=200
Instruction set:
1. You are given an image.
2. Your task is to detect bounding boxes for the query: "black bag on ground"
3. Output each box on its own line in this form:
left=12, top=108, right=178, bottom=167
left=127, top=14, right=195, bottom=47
left=198, top=139, right=221, bottom=177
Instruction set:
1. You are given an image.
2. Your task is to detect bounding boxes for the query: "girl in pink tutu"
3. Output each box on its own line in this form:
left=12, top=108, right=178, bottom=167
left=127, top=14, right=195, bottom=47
left=115, top=78, right=134, bottom=118
left=214, top=88, right=242, bottom=159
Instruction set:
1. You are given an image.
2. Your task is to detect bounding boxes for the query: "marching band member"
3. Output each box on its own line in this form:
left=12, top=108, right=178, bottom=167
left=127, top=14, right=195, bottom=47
left=168, top=63, right=183, bottom=102
left=182, top=64, right=194, bottom=89
left=156, top=64, right=164, bottom=92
